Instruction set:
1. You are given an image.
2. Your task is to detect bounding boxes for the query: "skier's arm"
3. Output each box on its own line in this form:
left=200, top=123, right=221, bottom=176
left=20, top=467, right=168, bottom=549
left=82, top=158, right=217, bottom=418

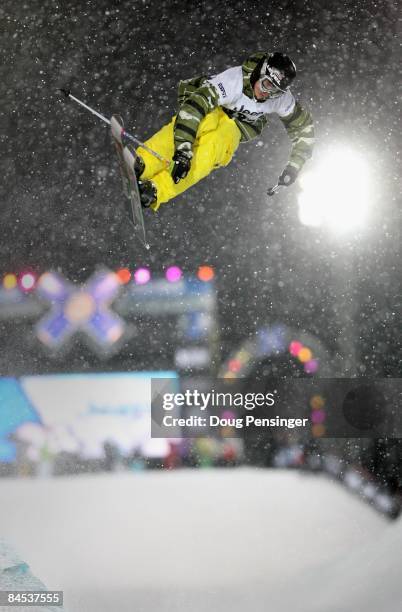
left=174, top=80, right=220, bottom=152
left=170, top=79, right=222, bottom=182
left=279, top=101, right=315, bottom=174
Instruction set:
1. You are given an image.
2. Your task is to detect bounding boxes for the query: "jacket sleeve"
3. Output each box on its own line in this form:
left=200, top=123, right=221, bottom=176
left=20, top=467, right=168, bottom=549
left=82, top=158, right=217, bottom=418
left=279, top=102, right=315, bottom=171
left=233, top=114, right=268, bottom=142
left=174, top=79, right=220, bottom=152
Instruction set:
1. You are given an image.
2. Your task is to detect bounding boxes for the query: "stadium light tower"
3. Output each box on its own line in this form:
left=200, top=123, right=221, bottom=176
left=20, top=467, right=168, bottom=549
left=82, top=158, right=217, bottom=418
left=297, top=146, right=371, bottom=233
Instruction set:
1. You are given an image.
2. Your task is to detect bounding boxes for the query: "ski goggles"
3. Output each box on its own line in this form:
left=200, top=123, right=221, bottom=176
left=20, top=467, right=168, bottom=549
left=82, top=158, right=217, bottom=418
left=259, top=76, right=281, bottom=94
left=258, top=77, right=283, bottom=98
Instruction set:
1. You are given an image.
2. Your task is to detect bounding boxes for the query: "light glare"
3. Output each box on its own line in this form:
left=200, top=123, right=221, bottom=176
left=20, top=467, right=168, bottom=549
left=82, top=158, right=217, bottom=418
left=298, top=147, right=371, bottom=232
left=134, top=268, right=151, bottom=285
left=165, top=266, right=182, bottom=282
left=20, top=273, right=36, bottom=291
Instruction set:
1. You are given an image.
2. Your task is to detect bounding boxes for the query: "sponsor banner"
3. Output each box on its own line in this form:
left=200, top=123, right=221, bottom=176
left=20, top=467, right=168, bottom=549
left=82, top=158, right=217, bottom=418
left=0, top=372, right=178, bottom=461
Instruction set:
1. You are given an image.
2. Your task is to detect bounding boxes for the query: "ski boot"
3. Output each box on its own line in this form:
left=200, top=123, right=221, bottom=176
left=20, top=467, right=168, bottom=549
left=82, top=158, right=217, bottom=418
left=138, top=180, right=157, bottom=208
left=133, top=154, right=154, bottom=208
left=121, top=144, right=157, bottom=209
left=134, top=156, right=145, bottom=180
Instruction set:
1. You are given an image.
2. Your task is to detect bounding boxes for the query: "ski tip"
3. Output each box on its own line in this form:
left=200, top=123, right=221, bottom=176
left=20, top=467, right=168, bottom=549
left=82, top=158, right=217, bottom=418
left=111, top=116, right=124, bottom=144
left=59, top=88, right=71, bottom=98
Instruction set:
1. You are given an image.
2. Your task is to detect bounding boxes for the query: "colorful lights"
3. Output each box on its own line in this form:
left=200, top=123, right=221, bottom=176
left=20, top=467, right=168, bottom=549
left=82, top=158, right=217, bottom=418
left=2, top=272, right=37, bottom=292
left=228, top=358, right=242, bottom=373
left=222, top=348, right=253, bottom=378
left=2, top=266, right=213, bottom=292
left=310, top=394, right=325, bottom=410
left=221, top=328, right=324, bottom=379
left=134, top=267, right=151, bottom=285
left=38, top=272, right=65, bottom=296
left=19, top=272, right=36, bottom=291
left=311, top=423, right=326, bottom=437
left=298, top=347, right=313, bottom=363
left=197, top=265, right=215, bottom=282
left=304, top=359, right=319, bottom=374
left=288, top=340, right=319, bottom=374
left=3, top=273, right=18, bottom=290
left=310, top=394, right=327, bottom=437
left=165, top=266, right=182, bottom=283
left=289, top=340, right=303, bottom=357
left=311, top=409, right=326, bottom=425
left=116, top=268, right=131, bottom=285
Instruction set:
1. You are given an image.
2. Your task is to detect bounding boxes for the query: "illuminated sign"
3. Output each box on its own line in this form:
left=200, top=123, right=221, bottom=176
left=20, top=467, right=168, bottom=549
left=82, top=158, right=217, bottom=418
left=35, top=269, right=126, bottom=353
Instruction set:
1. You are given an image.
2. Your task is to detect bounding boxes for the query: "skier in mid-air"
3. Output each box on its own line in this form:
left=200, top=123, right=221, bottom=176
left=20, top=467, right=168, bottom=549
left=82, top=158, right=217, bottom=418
left=128, top=51, right=315, bottom=210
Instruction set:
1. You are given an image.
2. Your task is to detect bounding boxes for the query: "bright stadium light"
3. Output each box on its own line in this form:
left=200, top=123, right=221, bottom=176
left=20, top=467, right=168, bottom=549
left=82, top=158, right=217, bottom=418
left=298, top=146, right=371, bottom=233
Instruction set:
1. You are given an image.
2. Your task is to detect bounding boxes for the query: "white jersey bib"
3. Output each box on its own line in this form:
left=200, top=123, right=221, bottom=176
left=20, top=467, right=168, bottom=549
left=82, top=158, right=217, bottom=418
left=207, top=66, right=295, bottom=123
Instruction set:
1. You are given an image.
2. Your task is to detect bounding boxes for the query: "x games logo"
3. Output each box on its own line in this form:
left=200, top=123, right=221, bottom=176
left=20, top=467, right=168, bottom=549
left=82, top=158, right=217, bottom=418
left=35, top=269, right=127, bottom=354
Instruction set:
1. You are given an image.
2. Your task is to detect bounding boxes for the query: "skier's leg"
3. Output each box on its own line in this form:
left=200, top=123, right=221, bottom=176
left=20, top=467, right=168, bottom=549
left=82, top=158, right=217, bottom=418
left=136, top=117, right=176, bottom=180
left=147, top=109, right=241, bottom=210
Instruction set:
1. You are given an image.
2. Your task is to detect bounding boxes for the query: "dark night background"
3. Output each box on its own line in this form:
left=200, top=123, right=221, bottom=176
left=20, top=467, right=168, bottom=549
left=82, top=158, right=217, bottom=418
left=0, top=0, right=400, bottom=374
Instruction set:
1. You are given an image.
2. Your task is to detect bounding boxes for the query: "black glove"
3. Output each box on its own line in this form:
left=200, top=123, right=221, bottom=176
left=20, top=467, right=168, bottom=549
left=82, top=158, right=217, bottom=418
left=171, top=148, right=192, bottom=184
left=278, top=164, right=299, bottom=187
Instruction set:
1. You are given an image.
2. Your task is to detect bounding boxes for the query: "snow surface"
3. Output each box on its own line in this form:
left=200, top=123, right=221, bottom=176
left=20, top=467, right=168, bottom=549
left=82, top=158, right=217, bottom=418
left=0, top=468, right=400, bottom=612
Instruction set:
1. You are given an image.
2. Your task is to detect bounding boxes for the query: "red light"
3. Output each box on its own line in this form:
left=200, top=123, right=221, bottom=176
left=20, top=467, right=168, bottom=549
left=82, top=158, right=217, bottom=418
left=228, top=359, right=242, bottom=373
left=197, top=265, right=215, bottom=282
left=116, top=268, right=131, bottom=284
left=289, top=340, right=303, bottom=357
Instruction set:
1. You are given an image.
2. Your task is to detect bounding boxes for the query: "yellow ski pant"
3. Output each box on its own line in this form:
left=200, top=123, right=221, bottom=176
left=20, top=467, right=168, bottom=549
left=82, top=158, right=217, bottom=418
left=136, top=107, right=241, bottom=211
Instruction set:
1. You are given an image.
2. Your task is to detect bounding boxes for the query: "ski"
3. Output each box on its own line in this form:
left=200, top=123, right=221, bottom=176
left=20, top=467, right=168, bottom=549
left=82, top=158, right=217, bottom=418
left=110, top=116, right=150, bottom=250
left=110, top=116, right=131, bottom=199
